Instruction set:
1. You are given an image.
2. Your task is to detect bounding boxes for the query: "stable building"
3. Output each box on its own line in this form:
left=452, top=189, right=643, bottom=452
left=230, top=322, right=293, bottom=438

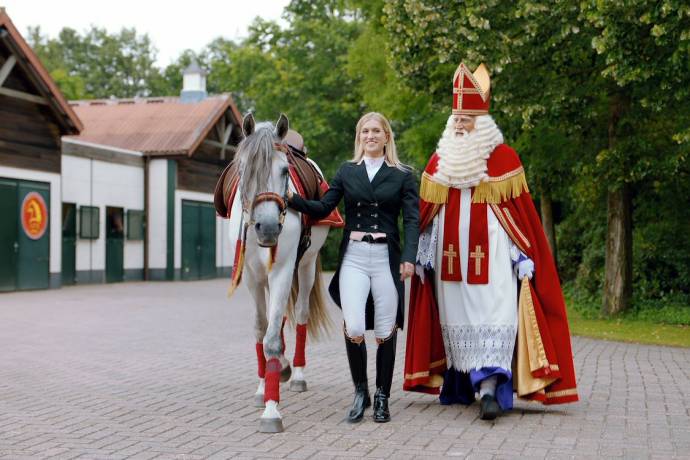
left=0, top=8, right=83, bottom=291
left=63, top=65, right=244, bottom=283
left=0, top=7, right=243, bottom=291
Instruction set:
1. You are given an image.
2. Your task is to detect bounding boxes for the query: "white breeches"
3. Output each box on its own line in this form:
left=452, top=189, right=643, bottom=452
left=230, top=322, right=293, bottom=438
left=339, top=240, right=398, bottom=339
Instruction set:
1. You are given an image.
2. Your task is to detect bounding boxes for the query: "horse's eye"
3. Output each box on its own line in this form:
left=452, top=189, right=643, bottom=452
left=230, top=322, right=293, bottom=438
left=280, top=166, right=289, bottom=177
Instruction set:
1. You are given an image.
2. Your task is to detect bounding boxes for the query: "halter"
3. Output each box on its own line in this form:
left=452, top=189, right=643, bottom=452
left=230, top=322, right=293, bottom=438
left=242, top=142, right=291, bottom=234
left=250, top=192, right=287, bottom=227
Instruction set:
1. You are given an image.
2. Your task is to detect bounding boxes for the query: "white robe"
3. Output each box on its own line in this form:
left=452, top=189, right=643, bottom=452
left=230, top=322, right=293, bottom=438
left=434, top=187, right=518, bottom=372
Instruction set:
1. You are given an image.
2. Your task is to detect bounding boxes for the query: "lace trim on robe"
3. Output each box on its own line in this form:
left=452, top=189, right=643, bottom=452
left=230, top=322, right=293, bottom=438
left=415, top=215, right=439, bottom=279
left=441, top=324, right=517, bottom=372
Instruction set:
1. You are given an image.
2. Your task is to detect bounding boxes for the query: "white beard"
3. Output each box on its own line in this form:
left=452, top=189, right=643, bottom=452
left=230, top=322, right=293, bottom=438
left=433, top=115, right=504, bottom=189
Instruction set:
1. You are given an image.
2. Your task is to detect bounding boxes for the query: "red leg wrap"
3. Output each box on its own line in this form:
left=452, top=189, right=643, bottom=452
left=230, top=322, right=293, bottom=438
left=294, top=323, right=307, bottom=367
left=255, top=343, right=266, bottom=379
left=264, top=358, right=281, bottom=403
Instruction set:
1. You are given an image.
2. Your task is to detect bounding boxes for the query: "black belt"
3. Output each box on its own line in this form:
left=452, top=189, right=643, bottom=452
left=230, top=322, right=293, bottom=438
left=361, top=234, right=387, bottom=244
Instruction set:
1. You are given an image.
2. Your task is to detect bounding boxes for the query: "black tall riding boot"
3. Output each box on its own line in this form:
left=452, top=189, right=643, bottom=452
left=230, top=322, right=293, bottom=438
left=344, top=334, right=370, bottom=423
left=373, top=329, right=397, bottom=423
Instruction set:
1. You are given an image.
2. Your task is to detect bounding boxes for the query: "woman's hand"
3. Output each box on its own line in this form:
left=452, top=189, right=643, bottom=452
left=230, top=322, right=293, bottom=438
left=286, top=189, right=293, bottom=201
left=400, top=261, right=414, bottom=281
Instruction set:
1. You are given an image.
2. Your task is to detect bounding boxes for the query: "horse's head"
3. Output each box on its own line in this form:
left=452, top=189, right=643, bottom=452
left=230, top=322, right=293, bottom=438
left=235, top=113, right=291, bottom=247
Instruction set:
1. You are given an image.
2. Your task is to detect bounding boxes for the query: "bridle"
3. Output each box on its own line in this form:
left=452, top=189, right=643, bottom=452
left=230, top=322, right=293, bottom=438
left=242, top=142, right=291, bottom=232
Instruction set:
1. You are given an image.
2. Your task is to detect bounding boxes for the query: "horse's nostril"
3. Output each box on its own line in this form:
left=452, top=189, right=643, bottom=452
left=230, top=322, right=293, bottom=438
left=255, top=222, right=261, bottom=231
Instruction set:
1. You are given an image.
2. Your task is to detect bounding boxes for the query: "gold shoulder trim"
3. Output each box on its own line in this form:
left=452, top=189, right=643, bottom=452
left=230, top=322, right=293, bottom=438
left=472, top=167, right=529, bottom=204
left=420, top=172, right=449, bottom=204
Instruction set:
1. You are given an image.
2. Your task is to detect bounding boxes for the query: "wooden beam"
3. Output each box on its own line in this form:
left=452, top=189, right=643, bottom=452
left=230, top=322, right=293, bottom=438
left=203, top=139, right=237, bottom=153
left=215, top=117, right=225, bottom=140
left=220, top=124, right=234, bottom=160
left=0, top=55, right=16, bottom=87
left=62, top=141, right=144, bottom=167
left=0, top=86, right=48, bottom=105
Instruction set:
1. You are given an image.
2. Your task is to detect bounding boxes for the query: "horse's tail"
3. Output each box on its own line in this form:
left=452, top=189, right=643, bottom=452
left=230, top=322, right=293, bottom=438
left=306, top=254, right=333, bottom=340
left=285, top=254, right=333, bottom=340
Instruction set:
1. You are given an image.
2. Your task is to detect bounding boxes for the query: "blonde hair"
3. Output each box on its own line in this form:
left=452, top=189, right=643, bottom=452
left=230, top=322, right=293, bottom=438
left=351, top=112, right=409, bottom=171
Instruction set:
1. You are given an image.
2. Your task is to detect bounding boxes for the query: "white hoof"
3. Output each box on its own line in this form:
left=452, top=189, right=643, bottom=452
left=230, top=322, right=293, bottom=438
left=289, top=380, right=307, bottom=392
left=260, top=400, right=283, bottom=433
left=290, top=367, right=306, bottom=391
left=259, top=417, right=284, bottom=433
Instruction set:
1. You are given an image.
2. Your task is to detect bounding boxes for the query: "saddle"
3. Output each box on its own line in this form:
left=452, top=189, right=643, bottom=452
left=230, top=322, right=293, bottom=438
left=213, top=161, right=239, bottom=218
left=285, top=145, right=325, bottom=202
left=213, top=144, right=327, bottom=219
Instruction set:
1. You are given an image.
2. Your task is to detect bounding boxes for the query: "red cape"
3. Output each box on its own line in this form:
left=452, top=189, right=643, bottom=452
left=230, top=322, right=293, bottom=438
left=404, top=144, right=578, bottom=405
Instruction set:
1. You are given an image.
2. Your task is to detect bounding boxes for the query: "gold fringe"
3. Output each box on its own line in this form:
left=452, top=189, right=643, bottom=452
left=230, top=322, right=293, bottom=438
left=420, top=172, right=448, bottom=204
left=473, top=169, right=529, bottom=204
left=227, top=228, right=247, bottom=298
left=227, top=243, right=244, bottom=298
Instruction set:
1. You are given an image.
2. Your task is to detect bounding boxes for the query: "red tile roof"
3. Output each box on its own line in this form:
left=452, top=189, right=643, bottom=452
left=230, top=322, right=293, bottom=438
left=0, top=8, right=82, bottom=133
left=66, top=95, right=242, bottom=156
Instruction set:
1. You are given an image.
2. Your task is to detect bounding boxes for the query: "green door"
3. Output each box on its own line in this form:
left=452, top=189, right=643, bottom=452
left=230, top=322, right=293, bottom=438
left=61, top=203, right=77, bottom=285
left=0, top=179, right=18, bottom=292
left=16, top=181, right=50, bottom=290
left=181, top=200, right=216, bottom=280
left=105, top=206, right=124, bottom=283
left=181, top=201, right=200, bottom=280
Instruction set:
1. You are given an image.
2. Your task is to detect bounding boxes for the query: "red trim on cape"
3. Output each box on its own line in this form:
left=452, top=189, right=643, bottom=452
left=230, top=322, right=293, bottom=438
left=403, top=145, right=578, bottom=405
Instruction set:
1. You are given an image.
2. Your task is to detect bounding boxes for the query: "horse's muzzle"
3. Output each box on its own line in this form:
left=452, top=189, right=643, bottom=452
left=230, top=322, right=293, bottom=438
left=255, top=221, right=282, bottom=247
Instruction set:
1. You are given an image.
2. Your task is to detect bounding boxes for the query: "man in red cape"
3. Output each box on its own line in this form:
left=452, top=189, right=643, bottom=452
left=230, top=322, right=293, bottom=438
left=403, top=63, right=578, bottom=420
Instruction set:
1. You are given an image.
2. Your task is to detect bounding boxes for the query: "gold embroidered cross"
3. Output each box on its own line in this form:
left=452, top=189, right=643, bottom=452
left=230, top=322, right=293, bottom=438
left=470, top=245, right=485, bottom=275
left=443, top=244, right=457, bottom=275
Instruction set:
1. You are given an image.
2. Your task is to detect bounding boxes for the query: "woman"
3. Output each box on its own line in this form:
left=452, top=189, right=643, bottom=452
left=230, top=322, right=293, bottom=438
left=287, top=112, right=419, bottom=423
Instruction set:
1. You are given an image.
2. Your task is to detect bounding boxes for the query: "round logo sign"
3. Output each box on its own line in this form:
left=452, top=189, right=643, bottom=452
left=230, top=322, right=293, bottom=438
left=21, top=192, right=48, bottom=240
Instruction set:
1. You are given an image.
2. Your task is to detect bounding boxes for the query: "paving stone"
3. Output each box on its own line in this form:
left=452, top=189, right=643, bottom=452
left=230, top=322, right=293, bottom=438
left=0, top=278, right=689, bottom=459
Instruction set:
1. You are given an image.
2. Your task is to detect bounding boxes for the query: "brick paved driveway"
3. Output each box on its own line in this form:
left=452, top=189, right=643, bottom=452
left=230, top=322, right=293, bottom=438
left=1, top=279, right=688, bottom=459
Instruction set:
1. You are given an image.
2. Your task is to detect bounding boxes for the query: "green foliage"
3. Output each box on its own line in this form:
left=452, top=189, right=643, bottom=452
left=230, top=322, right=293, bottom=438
left=565, top=282, right=690, bottom=327
left=28, top=25, right=167, bottom=98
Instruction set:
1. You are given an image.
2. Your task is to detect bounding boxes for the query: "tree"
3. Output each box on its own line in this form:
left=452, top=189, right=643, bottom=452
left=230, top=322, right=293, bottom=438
left=578, top=1, right=690, bottom=314
left=382, top=0, right=690, bottom=314
left=28, top=25, right=166, bottom=99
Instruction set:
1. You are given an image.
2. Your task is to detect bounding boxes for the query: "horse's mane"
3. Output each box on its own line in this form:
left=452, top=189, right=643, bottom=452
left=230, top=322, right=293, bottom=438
left=233, top=122, right=284, bottom=207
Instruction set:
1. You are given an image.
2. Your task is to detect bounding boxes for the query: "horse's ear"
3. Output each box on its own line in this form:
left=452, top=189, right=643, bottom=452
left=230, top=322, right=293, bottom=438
left=243, top=113, right=255, bottom=137
left=276, top=113, right=289, bottom=140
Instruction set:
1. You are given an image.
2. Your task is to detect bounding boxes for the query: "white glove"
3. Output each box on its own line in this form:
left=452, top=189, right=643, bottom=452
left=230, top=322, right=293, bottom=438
left=515, top=257, right=534, bottom=280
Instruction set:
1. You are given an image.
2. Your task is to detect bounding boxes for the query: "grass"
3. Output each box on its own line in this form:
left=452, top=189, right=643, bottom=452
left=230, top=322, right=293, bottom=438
left=565, top=290, right=690, bottom=348
left=567, top=307, right=690, bottom=348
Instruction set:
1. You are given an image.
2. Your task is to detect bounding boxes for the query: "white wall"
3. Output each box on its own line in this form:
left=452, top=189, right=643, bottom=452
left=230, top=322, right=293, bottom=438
left=0, top=165, right=61, bottom=274
left=173, top=189, right=232, bottom=269
left=62, top=155, right=144, bottom=272
left=147, top=159, right=168, bottom=269
left=218, top=214, right=232, bottom=268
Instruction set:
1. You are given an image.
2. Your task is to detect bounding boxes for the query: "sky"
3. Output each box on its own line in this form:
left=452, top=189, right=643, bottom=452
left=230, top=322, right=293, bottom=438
left=1, top=0, right=290, bottom=66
